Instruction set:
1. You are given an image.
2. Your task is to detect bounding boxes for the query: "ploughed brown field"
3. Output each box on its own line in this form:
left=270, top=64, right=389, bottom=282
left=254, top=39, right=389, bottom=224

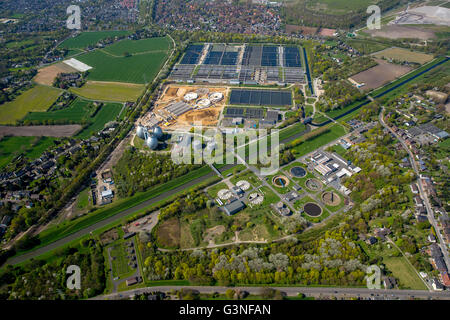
left=0, top=125, right=82, bottom=137
left=285, top=24, right=318, bottom=35
left=367, top=25, right=436, bottom=40
left=349, top=59, right=412, bottom=90
left=33, top=62, right=78, bottom=86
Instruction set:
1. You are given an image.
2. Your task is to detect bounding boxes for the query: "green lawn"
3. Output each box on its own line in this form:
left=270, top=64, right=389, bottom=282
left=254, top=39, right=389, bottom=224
left=230, top=170, right=261, bottom=187
left=312, top=113, right=328, bottom=124
left=0, top=136, right=55, bottom=169
left=76, top=43, right=170, bottom=84
left=109, top=240, right=135, bottom=279
left=329, top=144, right=348, bottom=158
left=206, top=182, right=228, bottom=199
left=70, top=82, right=145, bottom=102
left=59, top=31, right=132, bottom=49
left=0, top=85, right=61, bottom=124
left=291, top=124, right=346, bottom=157
left=103, top=37, right=171, bottom=55
left=24, top=97, right=96, bottom=123
left=259, top=186, right=281, bottom=206
left=75, top=102, right=123, bottom=139
left=383, top=257, right=427, bottom=290
left=75, top=188, right=90, bottom=213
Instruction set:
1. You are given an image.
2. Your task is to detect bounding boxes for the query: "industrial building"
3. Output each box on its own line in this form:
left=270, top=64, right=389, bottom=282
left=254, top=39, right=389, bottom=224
left=223, top=199, right=246, bottom=215
left=135, top=124, right=164, bottom=150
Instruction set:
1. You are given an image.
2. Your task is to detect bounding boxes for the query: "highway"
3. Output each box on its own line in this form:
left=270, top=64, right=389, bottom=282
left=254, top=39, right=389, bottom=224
left=379, top=107, right=450, bottom=271
left=94, top=285, right=450, bottom=300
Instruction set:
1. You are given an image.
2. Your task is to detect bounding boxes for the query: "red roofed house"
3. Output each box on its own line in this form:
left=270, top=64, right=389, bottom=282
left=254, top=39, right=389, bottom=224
left=441, top=272, right=450, bottom=287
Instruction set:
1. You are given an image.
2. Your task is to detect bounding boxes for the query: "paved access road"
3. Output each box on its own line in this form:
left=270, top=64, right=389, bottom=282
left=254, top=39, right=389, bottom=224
left=94, top=285, right=450, bottom=300
left=379, top=108, right=450, bottom=272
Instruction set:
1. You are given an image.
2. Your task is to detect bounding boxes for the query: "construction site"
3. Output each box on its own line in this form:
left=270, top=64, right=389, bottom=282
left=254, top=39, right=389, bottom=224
left=139, top=84, right=228, bottom=130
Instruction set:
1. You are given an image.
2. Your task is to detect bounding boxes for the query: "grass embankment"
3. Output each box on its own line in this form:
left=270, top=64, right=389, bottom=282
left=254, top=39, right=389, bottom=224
left=31, top=166, right=213, bottom=251
left=289, top=124, right=346, bottom=157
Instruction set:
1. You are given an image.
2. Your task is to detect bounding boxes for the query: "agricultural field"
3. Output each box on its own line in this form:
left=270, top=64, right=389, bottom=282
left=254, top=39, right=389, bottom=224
left=70, top=81, right=145, bottom=102
left=75, top=102, right=124, bottom=139
left=366, top=25, right=437, bottom=40
left=350, top=59, right=412, bottom=90
left=59, top=30, right=132, bottom=50
left=33, top=62, right=78, bottom=86
left=305, top=0, right=377, bottom=14
left=0, top=136, right=55, bottom=169
left=25, top=97, right=98, bottom=123
left=373, top=47, right=434, bottom=65
left=0, top=85, right=61, bottom=124
left=76, top=50, right=168, bottom=84
left=75, top=37, right=172, bottom=84
left=102, top=37, right=171, bottom=56
left=0, top=125, right=82, bottom=137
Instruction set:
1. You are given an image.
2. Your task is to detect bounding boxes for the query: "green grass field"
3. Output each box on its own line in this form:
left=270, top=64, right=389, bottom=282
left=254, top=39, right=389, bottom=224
left=103, top=37, right=171, bottom=55
left=75, top=102, right=123, bottom=139
left=109, top=241, right=134, bottom=279
left=324, top=99, right=370, bottom=119
left=306, top=0, right=377, bottom=14
left=291, top=124, right=346, bottom=157
left=206, top=182, right=228, bottom=199
left=0, top=85, right=61, bottom=124
left=346, top=39, right=389, bottom=54
left=25, top=97, right=97, bottom=122
left=70, top=81, right=145, bottom=102
left=312, top=113, right=328, bottom=124
left=76, top=37, right=171, bottom=84
left=59, top=31, right=132, bottom=49
left=383, top=257, right=427, bottom=290
left=0, top=136, right=55, bottom=169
